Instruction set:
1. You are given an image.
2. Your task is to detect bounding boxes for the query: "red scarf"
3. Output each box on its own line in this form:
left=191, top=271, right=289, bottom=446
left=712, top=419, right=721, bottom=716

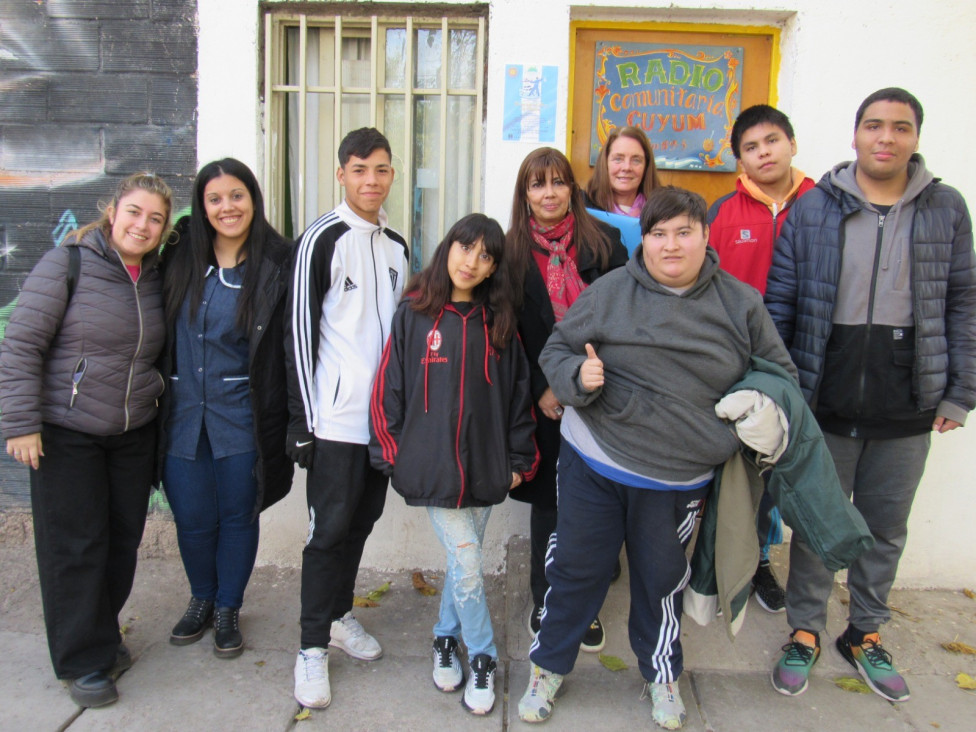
left=530, top=213, right=586, bottom=322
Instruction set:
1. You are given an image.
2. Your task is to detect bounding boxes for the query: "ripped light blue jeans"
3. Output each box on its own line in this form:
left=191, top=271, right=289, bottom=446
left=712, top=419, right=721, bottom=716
left=426, top=505, right=496, bottom=659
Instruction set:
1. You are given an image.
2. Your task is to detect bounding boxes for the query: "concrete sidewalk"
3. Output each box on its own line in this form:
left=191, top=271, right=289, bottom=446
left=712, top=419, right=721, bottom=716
left=1, top=533, right=975, bottom=731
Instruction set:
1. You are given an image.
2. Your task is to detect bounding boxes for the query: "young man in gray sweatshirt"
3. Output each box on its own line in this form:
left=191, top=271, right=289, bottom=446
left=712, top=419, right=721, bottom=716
left=765, top=88, right=976, bottom=703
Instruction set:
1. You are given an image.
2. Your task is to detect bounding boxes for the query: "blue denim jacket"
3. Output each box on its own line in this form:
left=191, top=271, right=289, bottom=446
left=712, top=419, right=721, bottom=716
left=166, top=264, right=253, bottom=459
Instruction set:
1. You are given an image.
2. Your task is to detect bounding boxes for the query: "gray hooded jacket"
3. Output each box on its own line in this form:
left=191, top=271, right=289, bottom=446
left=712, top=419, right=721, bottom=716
left=539, top=246, right=796, bottom=482
left=0, top=229, right=165, bottom=438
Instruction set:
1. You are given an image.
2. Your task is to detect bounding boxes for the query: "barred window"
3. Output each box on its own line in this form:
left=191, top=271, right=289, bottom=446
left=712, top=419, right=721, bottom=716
left=263, top=7, right=486, bottom=270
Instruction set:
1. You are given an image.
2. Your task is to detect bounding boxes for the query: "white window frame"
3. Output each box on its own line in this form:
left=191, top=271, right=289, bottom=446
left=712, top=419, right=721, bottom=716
left=262, top=8, right=486, bottom=258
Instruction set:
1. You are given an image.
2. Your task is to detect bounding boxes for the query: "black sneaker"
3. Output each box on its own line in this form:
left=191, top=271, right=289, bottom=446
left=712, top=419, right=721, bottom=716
left=752, top=562, right=786, bottom=613
left=580, top=616, right=606, bottom=653
left=213, top=607, right=244, bottom=659
left=528, top=604, right=543, bottom=637
left=170, top=597, right=214, bottom=645
left=68, top=671, right=118, bottom=708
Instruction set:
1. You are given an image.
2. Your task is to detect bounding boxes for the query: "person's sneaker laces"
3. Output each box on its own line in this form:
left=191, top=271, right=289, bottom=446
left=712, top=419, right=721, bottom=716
left=329, top=611, right=382, bottom=660
left=528, top=604, right=543, bottom=637
left=771, top=629, right=820, bottom=695
left=836, top=632, right=910, bottom=702
left=462, top=653, right=496, bottom=715
left=752, top=562, right=786, bottom=613
left=294, top=648, right=331, bottom=708
left=431, top=636, right=464, bottom=692
left=518, top=663, right=565, bottom=723
left=643, top=681, right=687, bottom=730
left=580, top=616, right=606, bottom=653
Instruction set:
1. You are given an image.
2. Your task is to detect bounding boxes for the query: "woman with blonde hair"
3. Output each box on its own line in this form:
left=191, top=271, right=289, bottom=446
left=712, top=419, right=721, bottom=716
left=584, top=125, right=661, bottom=217
left=0, top=173, right=172, bottom=708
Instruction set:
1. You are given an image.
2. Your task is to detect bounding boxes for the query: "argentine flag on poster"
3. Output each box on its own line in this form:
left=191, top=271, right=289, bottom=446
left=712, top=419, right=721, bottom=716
left=503, top=65, right=557, bottom=142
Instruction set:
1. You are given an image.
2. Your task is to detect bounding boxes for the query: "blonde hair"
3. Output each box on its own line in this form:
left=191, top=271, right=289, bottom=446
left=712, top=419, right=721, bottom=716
left=69, top=172, right=174, bottom=246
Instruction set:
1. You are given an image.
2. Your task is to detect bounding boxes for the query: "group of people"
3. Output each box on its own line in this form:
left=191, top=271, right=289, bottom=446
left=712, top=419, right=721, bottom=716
left=0, top=85, right=972, bottom=730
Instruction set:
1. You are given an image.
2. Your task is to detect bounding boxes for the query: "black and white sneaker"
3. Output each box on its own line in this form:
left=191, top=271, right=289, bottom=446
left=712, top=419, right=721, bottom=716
left=580, top=616, right=606, bottom=653
left=462, top=654, right=496, bottom=714
left=527, top=604, right=543, bottom=637
left=753, top=562, right=786, bottom=613
left=432, top=636, right=464, bottom=692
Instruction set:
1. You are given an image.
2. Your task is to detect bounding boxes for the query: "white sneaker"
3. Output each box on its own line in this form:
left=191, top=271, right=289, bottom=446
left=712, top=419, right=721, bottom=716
left=432, top=636, right=464, bottom=692
left=329, top=611, right=382, bottom=660
left=646, top=681, right=687, bottom=730
left=462, top=654, right=496, bottom=715
left=518, top=663, right=564, bottom=723
left=294, top=648, right=330, bottom=708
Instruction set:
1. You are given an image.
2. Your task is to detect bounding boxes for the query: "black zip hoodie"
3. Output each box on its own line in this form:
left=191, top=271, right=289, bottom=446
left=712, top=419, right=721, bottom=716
left=369, top=298, right=539, bottom=508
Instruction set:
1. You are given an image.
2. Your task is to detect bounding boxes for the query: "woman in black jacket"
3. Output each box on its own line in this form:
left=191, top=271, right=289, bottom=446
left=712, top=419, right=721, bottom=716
left=160, top=159, right=294, bottom=659
left=0, top=173, right=172, bottom=708
left=505, top=148, right=628, bottom=650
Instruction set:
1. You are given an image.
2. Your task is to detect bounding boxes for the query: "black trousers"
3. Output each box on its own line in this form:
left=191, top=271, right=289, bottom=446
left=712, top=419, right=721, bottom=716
left=300, top=439, right=387, bottom=649
left=31, top=421, right=155, bottom=679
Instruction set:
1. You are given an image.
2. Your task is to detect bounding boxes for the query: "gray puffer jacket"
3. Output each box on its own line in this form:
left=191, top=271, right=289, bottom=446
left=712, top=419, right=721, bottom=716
left=765, top=157, right=976, bottom=421
left=0, top=229, right=165, bottom=438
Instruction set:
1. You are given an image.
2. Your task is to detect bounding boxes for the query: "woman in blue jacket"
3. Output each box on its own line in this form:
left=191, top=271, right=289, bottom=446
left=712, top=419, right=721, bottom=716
left=161, top=159, right=294, bottom=659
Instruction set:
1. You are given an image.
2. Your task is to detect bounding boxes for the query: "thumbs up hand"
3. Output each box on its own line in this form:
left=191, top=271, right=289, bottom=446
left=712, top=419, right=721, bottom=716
left=580, top=342, right=605, bottom=392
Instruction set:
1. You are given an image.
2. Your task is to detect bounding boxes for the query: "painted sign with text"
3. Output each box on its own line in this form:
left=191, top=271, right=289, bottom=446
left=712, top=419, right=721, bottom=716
left=590, top=42, right=743, bottom=171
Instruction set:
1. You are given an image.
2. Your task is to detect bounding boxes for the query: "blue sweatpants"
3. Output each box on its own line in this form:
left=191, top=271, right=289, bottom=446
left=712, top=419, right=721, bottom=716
left=529, top=444, right=708, bottom=683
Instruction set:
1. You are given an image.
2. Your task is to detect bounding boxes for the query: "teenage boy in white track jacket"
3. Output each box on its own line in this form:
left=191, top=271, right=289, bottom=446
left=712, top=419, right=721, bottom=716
left=286, top=128, right=408, bottom=710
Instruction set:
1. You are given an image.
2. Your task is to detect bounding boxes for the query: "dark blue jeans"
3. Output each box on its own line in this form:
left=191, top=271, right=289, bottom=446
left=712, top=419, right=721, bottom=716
left=163, top=430, right=259, bottom=608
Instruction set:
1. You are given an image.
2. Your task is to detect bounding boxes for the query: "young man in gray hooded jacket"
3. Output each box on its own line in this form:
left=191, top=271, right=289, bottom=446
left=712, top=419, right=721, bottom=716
left=765, top=87, right=976, bottom=703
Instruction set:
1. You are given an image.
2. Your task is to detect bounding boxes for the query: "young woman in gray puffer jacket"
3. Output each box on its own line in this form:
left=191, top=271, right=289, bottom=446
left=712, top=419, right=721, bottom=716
left=0, top=172, right=172, bottom=709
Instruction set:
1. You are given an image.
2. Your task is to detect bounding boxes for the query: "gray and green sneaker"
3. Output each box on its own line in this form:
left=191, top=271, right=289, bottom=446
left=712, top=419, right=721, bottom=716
left=771, top=630, right=820, bottom=696
left=645, top=681, right=687, bottom=730
left=836, top=632, right=910, bottom=702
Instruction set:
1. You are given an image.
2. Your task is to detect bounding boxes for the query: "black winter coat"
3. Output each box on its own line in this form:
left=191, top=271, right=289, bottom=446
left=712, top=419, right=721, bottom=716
left=765, top=169, right=976, bottom=419
left=369, top=299, right=538, bottom=508
left=157, top=230, right=295, bottom=516
left=509, top=220, right=628, bottom=506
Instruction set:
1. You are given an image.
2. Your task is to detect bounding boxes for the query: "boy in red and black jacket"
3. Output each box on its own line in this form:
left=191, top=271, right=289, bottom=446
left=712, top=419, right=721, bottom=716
left=706, top=104, right=815, bottom=613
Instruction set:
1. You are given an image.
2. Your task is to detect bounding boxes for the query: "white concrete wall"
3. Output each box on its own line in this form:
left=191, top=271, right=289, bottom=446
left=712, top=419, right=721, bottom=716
left=199, top=0, right=976, bottom=587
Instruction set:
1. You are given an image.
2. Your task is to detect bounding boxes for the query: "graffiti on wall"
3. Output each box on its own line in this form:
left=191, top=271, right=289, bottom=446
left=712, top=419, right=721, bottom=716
left=0, top=0, right=198, bottom=509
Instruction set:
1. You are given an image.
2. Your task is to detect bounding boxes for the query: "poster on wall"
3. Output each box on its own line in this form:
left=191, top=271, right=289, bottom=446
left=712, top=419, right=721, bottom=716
left=590, top=42, right=743, bottom=171
left=503, top=64, right=558, bottom=143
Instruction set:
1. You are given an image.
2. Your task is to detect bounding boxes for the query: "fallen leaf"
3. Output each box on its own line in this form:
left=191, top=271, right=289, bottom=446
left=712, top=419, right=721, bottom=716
left=964, top=588, right=975, bottom=600
left=366, top=582, right=391, bottom=602
left=931, top=723, right=941, bottom=728
left=254, top=660, right=266, bottom=667
left=294, top=708, right=311, bottom=720
left=412, top=571, right=439, bottom=596
left=833, top=676, right=871, bottom=693
left=120, top=624, right=129, bottom=637
left=941, top=637, right=976, bottom=655
left=598, top=654, right=628, bottom=671
left=353, top=596, right=379, bottom=608
left=956, top=672, right=976, bottom=690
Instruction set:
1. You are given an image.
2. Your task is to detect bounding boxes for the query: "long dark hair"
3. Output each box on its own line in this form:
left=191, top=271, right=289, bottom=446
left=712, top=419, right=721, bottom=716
left=506, top=148, right=614, bottom=307
left=585, top=126, right=660, bottom=212
left=164, top=158, right=286, bottom=332
left=409, top=213, right=516, bottom=349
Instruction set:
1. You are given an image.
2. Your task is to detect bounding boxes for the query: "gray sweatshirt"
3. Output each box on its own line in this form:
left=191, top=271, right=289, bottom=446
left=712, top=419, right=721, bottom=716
left=540, top=246, right=796, bottom=482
